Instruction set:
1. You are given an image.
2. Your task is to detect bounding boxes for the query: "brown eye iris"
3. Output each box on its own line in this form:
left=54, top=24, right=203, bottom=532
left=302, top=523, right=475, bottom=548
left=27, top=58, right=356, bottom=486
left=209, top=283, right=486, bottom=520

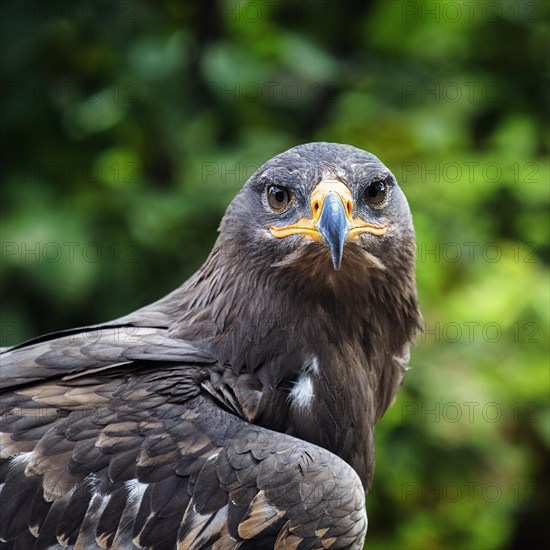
left=267, top=185, right=291, bottom=212
left=364, top=181, right=387, bottom=205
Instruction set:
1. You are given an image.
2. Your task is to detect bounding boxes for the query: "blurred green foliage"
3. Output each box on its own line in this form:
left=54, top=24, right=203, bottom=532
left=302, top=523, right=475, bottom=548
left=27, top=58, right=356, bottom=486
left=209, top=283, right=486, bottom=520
left=1, top=1, right=548, bottom=548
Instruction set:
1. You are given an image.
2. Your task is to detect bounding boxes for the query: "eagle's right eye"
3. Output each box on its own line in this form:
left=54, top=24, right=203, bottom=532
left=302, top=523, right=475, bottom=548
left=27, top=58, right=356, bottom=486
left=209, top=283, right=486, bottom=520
left=266, top=185, right=292, bottom=212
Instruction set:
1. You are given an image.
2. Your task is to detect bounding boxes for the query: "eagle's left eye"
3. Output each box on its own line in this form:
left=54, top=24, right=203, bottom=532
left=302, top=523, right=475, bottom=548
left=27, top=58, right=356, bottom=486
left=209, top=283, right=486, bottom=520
left=364, top=180, right=387, bottom=205
left=267, top=185, right=292, bottom=212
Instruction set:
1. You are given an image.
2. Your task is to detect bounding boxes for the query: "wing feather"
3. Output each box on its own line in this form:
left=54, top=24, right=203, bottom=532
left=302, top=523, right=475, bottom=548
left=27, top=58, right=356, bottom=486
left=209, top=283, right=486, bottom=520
left=0, top=326, right=366, bottom=549
left=0, top=324, right=215, bottom=390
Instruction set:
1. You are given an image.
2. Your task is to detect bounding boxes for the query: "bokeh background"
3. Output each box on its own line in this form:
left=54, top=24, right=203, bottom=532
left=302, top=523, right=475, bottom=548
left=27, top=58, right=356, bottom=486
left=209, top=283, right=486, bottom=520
left=1, top=1, right=548, bottom=548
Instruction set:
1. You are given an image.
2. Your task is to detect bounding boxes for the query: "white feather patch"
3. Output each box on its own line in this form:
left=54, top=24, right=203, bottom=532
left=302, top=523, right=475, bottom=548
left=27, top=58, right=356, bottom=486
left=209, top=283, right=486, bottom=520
left=288, top=354, right=319, bottom=411
left=304, top=354, right=320, bottom=375
left=125, top=479, right=148, bottom=505
left=290, top=375, right=314, bottom=410
left=10, top=451, right=35, bottom=467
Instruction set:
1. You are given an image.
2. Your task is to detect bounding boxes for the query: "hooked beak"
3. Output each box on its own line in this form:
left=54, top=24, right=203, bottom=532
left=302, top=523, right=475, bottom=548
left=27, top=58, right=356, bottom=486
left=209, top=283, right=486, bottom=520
left=269, top=179, right=388, bottom=270
left=316, top=191, right=348, bottom=269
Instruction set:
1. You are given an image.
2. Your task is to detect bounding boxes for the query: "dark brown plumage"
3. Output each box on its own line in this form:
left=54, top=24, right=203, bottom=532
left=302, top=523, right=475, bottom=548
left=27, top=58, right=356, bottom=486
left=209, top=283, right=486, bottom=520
left=0, top=142, right=420, bottom=549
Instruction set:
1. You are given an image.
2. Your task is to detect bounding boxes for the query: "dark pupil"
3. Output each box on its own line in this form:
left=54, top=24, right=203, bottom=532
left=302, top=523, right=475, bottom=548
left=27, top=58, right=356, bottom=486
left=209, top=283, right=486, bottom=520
left=366, top=181, right=385, bottom=202
left=272, top=188, right=285, bottom=204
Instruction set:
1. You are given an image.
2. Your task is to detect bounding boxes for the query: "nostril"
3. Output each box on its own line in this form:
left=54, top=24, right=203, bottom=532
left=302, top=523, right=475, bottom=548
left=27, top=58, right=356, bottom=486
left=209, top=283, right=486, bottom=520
left=346, top=200, right=353, bottom=216
left=312, top=201, right=320, bottom=214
